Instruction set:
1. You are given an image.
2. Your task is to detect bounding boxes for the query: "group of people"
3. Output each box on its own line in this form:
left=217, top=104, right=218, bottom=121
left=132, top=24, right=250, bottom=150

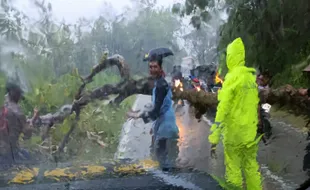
left=128, top=37, right=266, bottom=189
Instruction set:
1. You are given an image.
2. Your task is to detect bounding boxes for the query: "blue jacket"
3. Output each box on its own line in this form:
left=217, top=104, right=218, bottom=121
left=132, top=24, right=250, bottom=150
left=142, top=77, right=179, bottom=140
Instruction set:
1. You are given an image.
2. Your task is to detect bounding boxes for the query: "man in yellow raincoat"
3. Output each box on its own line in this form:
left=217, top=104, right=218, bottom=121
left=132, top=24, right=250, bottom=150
left=208, top=37, right=262, bottom=190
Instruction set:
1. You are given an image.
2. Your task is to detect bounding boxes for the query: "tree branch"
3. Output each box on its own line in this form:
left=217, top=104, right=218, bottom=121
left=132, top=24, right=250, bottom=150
left=34, top=54, right=310, bottom=154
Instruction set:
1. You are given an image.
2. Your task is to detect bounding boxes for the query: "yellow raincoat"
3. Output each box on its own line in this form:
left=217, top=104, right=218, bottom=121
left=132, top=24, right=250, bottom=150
left=208, top=38, right=262, bottom=190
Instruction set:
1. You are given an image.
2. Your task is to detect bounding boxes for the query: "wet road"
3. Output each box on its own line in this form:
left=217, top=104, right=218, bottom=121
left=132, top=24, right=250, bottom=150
left=258, top=118, right=308, bottom=190
left=116, top=94, right=310, bottom=189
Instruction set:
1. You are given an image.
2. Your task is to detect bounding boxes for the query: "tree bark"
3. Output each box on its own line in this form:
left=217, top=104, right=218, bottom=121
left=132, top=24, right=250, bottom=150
left=172, top=85, right=310, bottom=118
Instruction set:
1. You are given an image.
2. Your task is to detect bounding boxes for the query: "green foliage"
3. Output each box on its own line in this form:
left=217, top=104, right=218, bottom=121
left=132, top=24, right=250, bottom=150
left=20, top=71, right=82, bottom=115
left=176, top=0, right=310, bottom=87
left=217, top=0, right=310, bottom=87
left=172, top=0, right=212, bottom=29
left=49, top=96, right=135, bottom=162
left=0, top=72, right=7, bottom=104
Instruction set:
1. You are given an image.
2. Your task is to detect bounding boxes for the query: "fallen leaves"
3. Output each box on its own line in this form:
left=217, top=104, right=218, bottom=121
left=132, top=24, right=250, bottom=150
left=44, top=165, right=106, bottom=181
left=138, top=159, right=159, bottom=169
left=44, top=167, right=75, bottom=181
left=114, top=163, right=146, bottom=175
left=9, top=168, right=39, bottom=184
left=7, top=159, right=159, bottom=185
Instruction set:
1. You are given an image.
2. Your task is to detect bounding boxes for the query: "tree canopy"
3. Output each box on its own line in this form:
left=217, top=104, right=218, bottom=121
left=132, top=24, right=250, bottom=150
left=175, top=0, right=310, bottom=87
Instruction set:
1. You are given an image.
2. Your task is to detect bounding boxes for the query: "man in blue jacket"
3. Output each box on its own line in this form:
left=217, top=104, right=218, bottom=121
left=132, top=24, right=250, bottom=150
left=128, top=54, right=179, bottom=171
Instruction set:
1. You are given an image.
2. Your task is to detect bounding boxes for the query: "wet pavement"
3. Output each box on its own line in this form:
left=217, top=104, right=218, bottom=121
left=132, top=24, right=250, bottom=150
left=0, top=171, right=221, bottom=190
left=258, top=118, right=308, bottom=190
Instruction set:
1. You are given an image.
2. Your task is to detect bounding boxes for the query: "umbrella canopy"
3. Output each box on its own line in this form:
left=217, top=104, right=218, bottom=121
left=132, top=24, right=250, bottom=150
left=143, top=47, right=174, bottom=61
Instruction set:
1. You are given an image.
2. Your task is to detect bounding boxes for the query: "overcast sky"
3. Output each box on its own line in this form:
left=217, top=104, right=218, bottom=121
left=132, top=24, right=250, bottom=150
left=14, top=0, right=180, bottom=23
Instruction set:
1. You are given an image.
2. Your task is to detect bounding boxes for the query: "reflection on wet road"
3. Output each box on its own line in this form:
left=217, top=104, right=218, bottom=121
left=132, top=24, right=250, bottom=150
left=175, top=103, right=225, bottom=177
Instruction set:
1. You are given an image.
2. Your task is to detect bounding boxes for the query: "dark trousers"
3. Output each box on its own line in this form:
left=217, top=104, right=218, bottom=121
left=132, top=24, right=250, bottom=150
left=151, top=138, right=179, bottom=169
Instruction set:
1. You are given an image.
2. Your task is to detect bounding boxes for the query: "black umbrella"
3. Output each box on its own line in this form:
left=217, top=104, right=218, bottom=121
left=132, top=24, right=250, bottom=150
left=143, top=47, right=174, bottom=61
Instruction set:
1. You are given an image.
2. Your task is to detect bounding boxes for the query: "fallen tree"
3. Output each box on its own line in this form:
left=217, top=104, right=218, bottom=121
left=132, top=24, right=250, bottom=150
left=172, top=82, right=310, bottom=119
left=32, top=54, right=310, bottom=154
left=33, top=53, right=153, bottom=154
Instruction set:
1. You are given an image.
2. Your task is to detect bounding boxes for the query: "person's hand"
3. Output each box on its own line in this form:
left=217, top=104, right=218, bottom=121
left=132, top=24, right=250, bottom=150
left=210, top=144, right=217, bottom=159
left=126, top=112, right=141, bottom=119
left=126, top=108, right=141, bottom=119
left=33, top=107, right=39, bottom=117
left=283, top=84, right=299, bottom=96
left=150, top=128, right=153, bottom=135
left=298, top=88, right=308, bottom=96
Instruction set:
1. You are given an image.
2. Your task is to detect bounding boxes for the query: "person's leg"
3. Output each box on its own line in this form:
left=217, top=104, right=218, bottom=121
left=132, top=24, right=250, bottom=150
left=223, top=145, right=243, bottom=189
left=243, top=144, right=262, bottom=190
left=150, top=135, right=156, bottom=159
left=0, top=153, right=13, bottom=170
left=166, top=138, right=179, bottom=169
left=155, top=138, right=168, bottom=169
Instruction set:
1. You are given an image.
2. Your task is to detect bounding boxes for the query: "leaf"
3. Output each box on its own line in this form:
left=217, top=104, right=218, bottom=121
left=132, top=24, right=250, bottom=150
left=9, top=168, right=39, bottom=184
left=64, top=88, right=70, bottom=97
left=103, top=115, right=108, bottom=121
left=35, top=88, right=40, bottom=95
left=39, top=94, right=45, bottom=104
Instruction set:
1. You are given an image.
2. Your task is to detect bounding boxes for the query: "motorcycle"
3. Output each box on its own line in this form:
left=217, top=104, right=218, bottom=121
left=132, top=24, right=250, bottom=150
left=260, top=103, right=272, bottom=142
left=171, top=77, right=185, bottom=107
left=187, top=76, right=207, bottom=92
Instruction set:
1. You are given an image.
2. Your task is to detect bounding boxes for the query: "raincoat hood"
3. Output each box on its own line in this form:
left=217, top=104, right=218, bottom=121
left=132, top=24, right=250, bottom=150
left=226, top=37, right=245, bottom=71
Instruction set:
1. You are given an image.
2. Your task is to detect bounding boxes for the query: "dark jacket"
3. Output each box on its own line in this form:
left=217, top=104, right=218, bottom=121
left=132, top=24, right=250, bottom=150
left=142, top=77, right=169, bottom=122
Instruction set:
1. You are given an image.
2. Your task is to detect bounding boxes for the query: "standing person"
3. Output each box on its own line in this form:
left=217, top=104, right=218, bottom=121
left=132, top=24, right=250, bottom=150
left=127, top=54, right=179, bottom=171
left=0, top=82, right=35, bottom=165
left=256, top=72, right=272, bottom=143
left=208, top=37, right=262, bottom=190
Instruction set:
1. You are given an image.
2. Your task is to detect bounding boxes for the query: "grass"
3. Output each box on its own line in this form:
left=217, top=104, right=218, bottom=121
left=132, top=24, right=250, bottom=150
left=270, top=105, right=308, bottom=130
left=267, top=160, right=285, bottom=174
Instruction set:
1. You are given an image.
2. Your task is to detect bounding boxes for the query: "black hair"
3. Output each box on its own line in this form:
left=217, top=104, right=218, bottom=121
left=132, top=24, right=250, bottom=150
left=262, top=69, right=272, bottom=79
left=6, top=81, right=23, bottom=94
left=6, top=81, right=23, bottom=103
left=149, top=54, right=163, bottom=68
